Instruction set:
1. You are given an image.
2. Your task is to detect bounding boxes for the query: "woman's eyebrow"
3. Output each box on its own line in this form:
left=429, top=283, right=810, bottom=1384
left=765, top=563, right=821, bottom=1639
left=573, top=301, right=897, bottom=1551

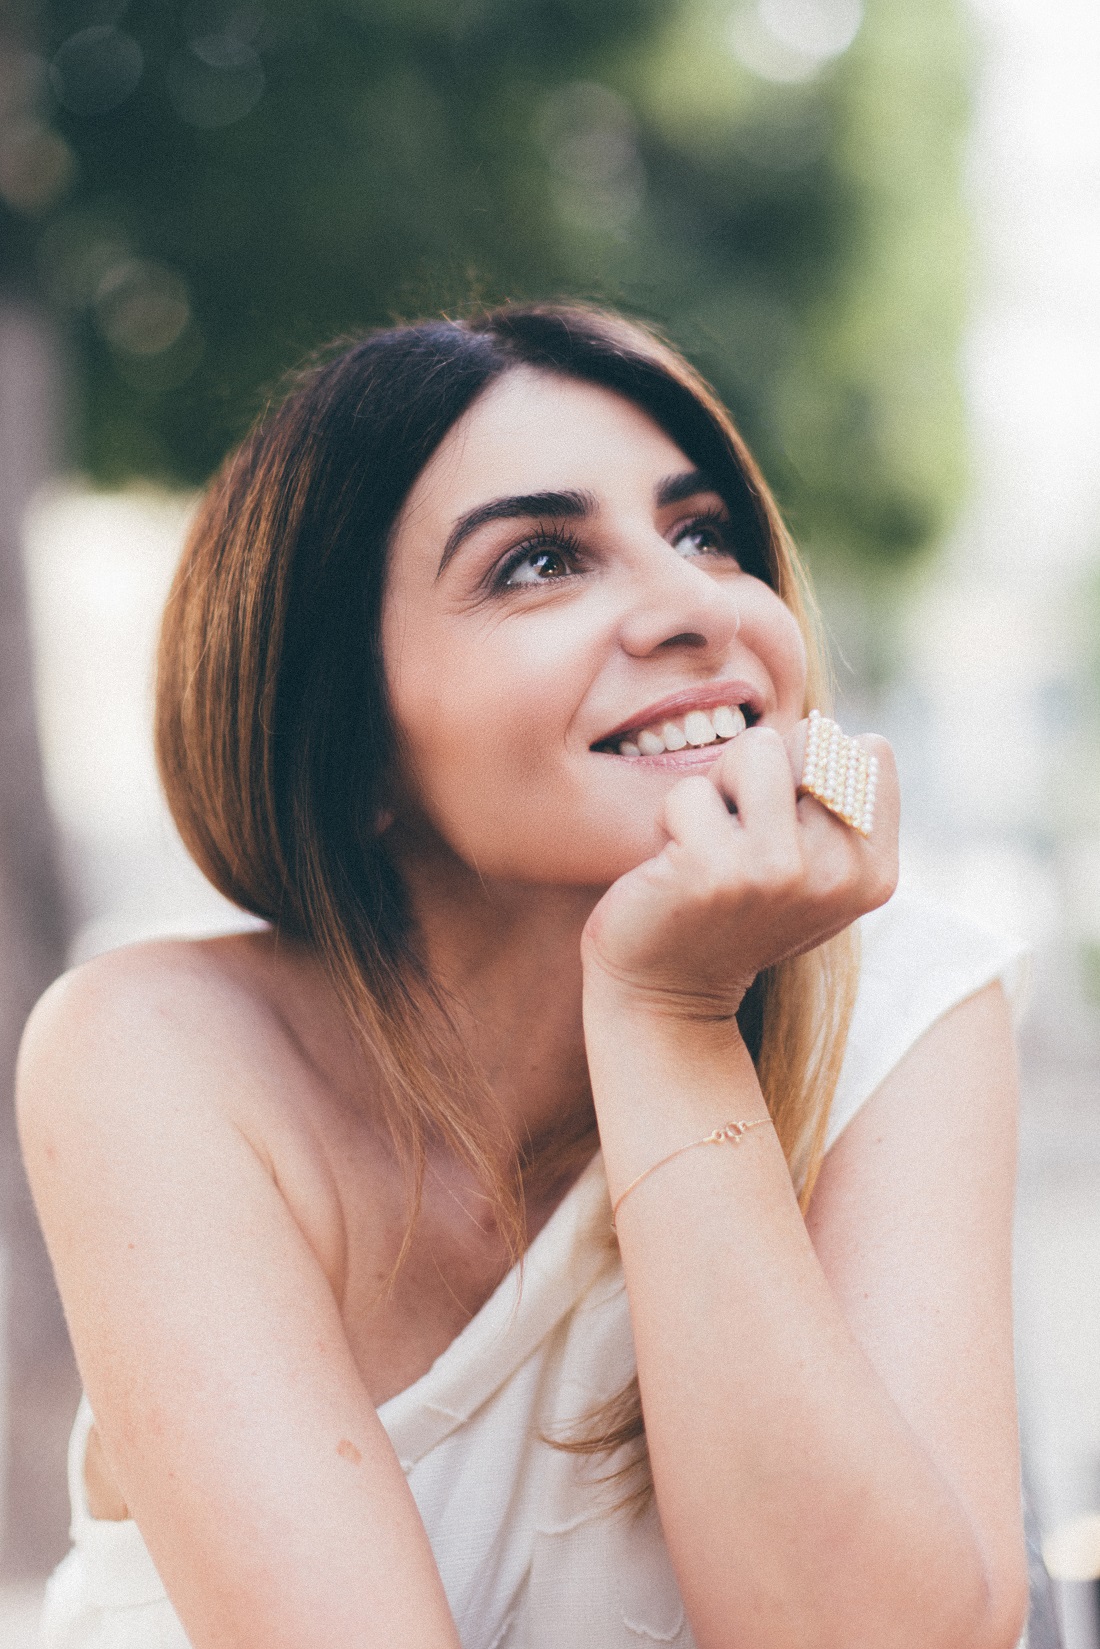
left=655, top=469, right=719, bottom=507
left=435, top=470, right=717, bottom=578
left=438, top=488, right=594, bottom=576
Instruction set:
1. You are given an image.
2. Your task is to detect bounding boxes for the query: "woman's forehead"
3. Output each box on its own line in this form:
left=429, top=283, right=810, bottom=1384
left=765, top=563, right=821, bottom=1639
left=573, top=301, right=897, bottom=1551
left=395, top=367, right=694, bottom=541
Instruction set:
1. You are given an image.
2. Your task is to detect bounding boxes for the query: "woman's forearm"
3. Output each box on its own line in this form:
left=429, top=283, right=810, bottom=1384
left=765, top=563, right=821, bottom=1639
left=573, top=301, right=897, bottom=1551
left=584, top=977, right=1005, bottom=1649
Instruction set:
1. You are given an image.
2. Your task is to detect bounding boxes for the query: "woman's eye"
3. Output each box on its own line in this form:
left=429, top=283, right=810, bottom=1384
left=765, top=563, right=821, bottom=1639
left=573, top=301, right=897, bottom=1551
left=674, top=517, right=736, bottom=559
left=503, top=547, right=573, bottom=586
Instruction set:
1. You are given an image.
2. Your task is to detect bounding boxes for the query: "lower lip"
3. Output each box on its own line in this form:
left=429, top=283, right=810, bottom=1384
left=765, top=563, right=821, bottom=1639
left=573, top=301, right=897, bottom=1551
left=595, top=743, right=732, bottom=768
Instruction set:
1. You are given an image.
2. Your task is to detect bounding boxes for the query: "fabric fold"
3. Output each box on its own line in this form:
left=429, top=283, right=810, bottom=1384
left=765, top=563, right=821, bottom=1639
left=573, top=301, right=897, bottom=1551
left=379, top=1152, right=614, bottom=1467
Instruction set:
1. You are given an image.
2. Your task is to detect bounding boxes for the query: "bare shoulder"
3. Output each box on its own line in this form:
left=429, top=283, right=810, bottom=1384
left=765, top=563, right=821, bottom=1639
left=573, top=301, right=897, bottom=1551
left=19, top=933, right=299, bottom=1133
left=17, top=932, right=355, bottom=1289
left=22, top=929, right=275, bottom=1039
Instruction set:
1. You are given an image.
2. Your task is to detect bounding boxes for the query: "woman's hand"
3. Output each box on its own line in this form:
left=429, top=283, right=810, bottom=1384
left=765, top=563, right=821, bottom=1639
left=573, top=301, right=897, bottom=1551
left=581, top=719, right=899, bottom=1018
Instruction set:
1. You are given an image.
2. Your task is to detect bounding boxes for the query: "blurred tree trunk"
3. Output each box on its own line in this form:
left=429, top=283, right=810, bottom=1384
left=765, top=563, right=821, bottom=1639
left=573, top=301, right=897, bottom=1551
left=0, top=304, right=77, bottom=1577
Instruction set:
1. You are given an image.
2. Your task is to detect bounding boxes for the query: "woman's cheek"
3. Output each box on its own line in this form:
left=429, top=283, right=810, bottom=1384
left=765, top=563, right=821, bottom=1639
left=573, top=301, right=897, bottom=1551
left=741, top=587, right=807, bottom=715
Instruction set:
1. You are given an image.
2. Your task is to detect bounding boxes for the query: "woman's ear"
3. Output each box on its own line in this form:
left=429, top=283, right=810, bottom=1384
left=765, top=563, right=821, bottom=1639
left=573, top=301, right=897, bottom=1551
left=373, top=808, right=396, bottom=836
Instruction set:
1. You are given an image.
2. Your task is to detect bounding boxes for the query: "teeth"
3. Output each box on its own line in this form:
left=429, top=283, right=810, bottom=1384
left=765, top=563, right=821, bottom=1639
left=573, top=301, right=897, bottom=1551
left=712, top=704, right=746, bottom=739
left=612, top=704, right=750, bottom=757
left=683, top=710, right=716, bottom=746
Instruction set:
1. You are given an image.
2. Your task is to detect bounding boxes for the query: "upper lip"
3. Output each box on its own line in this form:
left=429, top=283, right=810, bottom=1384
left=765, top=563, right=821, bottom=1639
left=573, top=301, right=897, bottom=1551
left=591, top=678, right=767, bottom=747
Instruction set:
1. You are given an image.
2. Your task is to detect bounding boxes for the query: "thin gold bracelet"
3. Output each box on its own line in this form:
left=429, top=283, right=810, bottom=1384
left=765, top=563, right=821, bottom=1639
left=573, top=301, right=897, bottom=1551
left=610, top=1119, right=772, bottom=1231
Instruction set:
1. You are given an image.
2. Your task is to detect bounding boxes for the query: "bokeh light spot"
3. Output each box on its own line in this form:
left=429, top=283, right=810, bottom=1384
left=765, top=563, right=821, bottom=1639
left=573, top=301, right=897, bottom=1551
left=35, top=212, right=131, bottom=308
left=182, top=1, right=268, bottom=46
left=50, top=27, right=144, bottom=118
left=760, top=0, right=863, bottom=60
left=0, top=121, right=75, bottom=214
left=166, top=39, right=265, bottom=129
left=539, top=82, right=645, bottom=234
left=729, top=0, right=863, bottom=83
left=94, top=260, right=192, bottom=356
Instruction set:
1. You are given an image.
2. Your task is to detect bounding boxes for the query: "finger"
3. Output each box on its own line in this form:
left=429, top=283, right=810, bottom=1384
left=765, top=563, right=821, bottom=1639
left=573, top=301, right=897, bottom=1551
left=661, top=774, right=740, bottom=867
left=792, top=791, right=862, bottom=889
left=858, top=734, right=900, bottom=894
left=660, top=760, right=803, bottom=926
left=860, top=733, right=899, bottom=846
left=783, top=717, right=810, bottom=790
left=707, top=725, right=801, bottom=855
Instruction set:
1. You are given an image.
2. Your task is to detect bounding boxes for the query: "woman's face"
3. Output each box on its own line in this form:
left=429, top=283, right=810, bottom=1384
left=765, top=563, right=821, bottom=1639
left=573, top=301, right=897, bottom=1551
left=382, top=367, right=807, bottom=888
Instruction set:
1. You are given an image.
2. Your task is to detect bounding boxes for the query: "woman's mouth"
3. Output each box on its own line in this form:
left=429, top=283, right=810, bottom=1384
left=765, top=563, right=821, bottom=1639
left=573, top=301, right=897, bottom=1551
left=593, top=702, right=756, bottom=759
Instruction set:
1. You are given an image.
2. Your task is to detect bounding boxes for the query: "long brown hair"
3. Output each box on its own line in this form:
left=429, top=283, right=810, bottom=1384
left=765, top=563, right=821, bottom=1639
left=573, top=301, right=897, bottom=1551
left=156, top=302, right=858, bottom=1479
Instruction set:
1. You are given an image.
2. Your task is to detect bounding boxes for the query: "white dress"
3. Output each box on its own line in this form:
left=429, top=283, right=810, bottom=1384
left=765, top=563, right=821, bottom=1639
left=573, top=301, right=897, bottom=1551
left=40, top=893, right=1028, bottom=1649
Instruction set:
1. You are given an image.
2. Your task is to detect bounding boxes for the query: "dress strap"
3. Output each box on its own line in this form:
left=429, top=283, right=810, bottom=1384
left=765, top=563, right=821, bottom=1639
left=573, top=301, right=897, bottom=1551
left=66, top=1393, right=97, bottom=1538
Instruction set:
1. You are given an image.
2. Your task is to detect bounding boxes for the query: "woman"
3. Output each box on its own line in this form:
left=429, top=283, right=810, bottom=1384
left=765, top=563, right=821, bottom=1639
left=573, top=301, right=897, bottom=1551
left=19, top=305, right=1028, bottom=1649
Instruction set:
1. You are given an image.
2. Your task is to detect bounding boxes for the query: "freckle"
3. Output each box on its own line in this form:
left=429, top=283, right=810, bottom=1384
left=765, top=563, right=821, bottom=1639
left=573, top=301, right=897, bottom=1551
left=337, top=1438, right=362, bottom=1465
left=127, top=1242, right=136, bottom=1250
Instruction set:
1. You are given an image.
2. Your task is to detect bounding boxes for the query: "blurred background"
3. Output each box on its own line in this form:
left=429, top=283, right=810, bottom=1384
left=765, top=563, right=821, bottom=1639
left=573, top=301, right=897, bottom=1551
left=0, top=0, right=1098, bottom=1641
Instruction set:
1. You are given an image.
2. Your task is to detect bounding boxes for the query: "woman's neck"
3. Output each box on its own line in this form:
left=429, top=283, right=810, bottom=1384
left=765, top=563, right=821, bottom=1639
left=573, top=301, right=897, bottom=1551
left=399, top=847, right=600, bottom=1155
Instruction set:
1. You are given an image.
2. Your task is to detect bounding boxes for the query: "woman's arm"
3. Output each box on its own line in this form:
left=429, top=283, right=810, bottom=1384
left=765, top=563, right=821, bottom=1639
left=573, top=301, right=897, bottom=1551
left=582, top=727, right=1027, bottom=1649
left=17, top=946, right=462, bottom=1649
left=808, top=980, right=1025, bottom=1644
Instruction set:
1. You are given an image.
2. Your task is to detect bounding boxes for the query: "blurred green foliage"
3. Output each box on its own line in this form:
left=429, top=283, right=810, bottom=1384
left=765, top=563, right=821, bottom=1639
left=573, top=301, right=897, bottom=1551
left=2, top=0, right=970, bottom=568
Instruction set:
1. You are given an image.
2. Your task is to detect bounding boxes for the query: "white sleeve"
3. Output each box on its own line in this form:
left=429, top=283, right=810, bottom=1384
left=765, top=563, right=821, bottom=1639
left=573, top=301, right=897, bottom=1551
left=824, top=892, right=1031, bottom=1151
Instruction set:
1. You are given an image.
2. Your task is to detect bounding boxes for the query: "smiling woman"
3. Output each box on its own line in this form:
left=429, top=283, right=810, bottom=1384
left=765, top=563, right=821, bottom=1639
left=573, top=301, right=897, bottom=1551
left=18, top=305, right=1028, bottom=1649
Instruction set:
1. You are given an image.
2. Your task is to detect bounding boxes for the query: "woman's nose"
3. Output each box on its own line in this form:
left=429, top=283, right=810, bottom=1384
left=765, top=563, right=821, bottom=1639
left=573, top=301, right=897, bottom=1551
left=614, top=543, right=742, bottom=660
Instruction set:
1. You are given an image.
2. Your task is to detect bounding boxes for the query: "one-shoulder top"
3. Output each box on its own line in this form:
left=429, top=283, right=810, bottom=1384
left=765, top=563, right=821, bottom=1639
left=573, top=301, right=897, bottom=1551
left=39, top=893, right=1028, bottom=1649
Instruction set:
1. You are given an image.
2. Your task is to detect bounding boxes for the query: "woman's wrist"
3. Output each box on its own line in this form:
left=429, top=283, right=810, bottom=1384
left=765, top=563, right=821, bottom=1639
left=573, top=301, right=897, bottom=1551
left=582, top=964, right=769, bottom=1173
left=580, top=955, right=752, bottom=1043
